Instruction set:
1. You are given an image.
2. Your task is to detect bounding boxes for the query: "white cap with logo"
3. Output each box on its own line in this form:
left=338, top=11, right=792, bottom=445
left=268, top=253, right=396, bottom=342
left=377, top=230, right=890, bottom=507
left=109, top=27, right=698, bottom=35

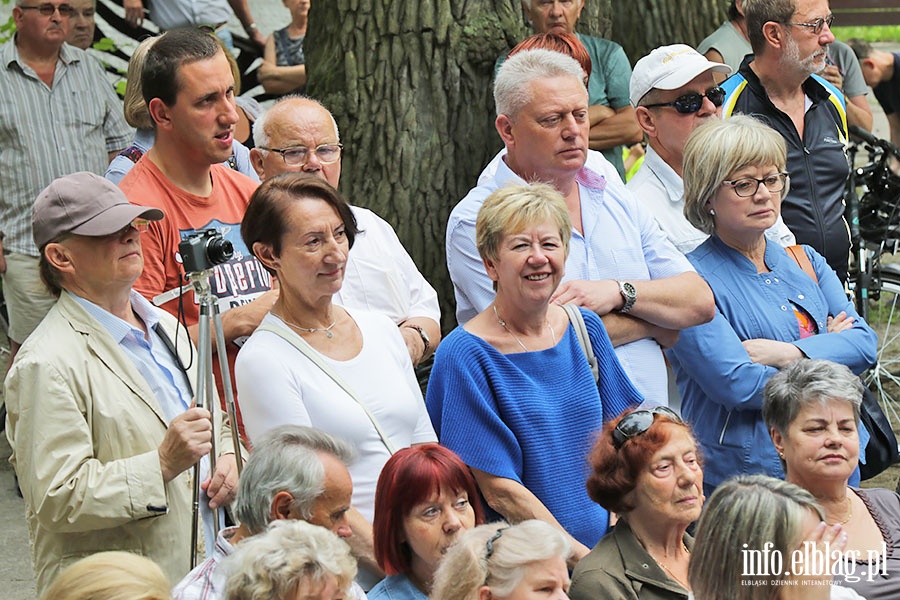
left=630, top=44, right=732, bottom=107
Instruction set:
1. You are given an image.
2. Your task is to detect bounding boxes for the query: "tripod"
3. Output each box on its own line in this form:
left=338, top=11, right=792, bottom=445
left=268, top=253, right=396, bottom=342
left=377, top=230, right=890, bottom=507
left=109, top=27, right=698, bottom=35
left=186, top=269, right=244, bottom=569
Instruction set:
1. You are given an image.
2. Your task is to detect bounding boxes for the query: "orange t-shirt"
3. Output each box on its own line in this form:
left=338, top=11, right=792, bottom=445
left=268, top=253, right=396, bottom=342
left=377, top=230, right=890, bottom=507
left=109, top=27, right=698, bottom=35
left=120, top=157, right=266, bottom=439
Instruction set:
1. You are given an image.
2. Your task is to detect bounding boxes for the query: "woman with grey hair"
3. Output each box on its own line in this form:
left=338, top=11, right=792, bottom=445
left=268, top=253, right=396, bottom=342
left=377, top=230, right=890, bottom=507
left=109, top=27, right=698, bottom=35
left=764, top=359, right=900, bottom=599
left=431, top=520, right=572, bottom=600
left=427, top=183, right=641, bottom=563
left=224, top=520, right=357, bottom=600
left=666, top=115, right=876, bottom=495
left=689, top=474, right=859, bottom=600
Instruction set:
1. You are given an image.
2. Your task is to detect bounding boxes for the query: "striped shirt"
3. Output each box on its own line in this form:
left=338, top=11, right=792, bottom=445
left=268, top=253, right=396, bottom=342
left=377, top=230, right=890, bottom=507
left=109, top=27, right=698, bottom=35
left=0, top=39, right=132, bottom=256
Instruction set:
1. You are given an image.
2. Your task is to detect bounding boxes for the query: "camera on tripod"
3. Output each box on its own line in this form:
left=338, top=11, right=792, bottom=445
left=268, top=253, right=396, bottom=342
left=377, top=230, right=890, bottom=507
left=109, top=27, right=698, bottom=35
left=179, top=229, right=234, bottom=273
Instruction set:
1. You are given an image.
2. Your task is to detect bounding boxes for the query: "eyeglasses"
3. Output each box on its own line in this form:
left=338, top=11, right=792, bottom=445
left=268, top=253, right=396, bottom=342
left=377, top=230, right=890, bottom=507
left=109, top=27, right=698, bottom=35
left=785, top=14, right=834, bottom=35
left=109, top=219, right=149, bottom=237
left=642, top=87, right=726, bottom=114
left=612, top=406, right=683, bottom=449
left=259, top=143, right=343, bottom=167
left=722, top=172, right=789, bottom=197
left=484, top=526, right=509, bottom=560
left=19, top=3, right=74, bottom=17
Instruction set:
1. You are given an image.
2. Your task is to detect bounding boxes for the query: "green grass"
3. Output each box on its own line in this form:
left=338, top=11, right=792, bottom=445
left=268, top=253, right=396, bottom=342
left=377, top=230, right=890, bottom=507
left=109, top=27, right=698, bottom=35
left=833, top=26, right=900, bottom=43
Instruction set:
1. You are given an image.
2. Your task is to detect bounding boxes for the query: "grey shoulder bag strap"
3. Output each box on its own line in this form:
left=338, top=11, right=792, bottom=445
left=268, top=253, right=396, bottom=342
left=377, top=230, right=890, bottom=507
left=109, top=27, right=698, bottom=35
left=256, top=321, right=397, bottom=454
left=562, top=304, right=599, bottom=384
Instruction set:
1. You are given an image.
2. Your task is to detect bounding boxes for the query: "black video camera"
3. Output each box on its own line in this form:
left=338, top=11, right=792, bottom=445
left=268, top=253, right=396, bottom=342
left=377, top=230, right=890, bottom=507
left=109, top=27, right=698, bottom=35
left=179, top=229, right=234, bottom=273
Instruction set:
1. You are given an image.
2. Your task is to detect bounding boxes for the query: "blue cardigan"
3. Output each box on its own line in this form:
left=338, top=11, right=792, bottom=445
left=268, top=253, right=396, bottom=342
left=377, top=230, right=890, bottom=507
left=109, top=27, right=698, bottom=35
left=667, top=237, right=876, bottom=488
left=426, top=307, right=642, bottom=548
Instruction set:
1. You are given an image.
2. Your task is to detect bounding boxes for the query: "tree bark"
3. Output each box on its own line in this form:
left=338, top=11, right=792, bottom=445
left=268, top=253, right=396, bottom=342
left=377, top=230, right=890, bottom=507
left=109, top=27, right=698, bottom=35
left=611, top=0, right=727, bottom=64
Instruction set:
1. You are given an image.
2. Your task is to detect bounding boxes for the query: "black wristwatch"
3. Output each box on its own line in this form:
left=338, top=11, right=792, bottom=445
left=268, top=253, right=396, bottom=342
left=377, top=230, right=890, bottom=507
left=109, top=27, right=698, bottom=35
left=616, top=280, right=637, bottom=313
left=404, top=324, right=431, bottom=360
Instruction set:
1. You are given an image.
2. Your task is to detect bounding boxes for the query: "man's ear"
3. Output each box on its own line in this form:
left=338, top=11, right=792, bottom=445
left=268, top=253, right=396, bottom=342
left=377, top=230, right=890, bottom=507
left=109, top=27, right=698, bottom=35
left=249, top=148, right=266, bottom=181
left=147, top=97, right=171, bottom=130
left=44, top=243, right=75, bottom=275
left=761, top=20, right=787, bottom=51
left=270, top=491, right=295, bottom=521
left=496, top=114, right=515, bottom=147
left=634, top=106, right=657, bottom=139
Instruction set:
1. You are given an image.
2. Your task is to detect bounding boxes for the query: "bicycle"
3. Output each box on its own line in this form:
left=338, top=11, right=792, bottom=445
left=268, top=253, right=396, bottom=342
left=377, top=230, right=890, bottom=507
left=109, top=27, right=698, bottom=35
left=846, top=125, right=900, bottom=429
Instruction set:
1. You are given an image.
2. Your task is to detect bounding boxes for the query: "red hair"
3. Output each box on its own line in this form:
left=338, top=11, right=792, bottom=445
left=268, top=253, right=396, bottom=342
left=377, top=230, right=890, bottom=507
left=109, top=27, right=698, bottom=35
left=586, top=408, right=701, bottom=514
left=508, top=32, right=593, bottom=80
left=373, top=444, right=485, bottom=575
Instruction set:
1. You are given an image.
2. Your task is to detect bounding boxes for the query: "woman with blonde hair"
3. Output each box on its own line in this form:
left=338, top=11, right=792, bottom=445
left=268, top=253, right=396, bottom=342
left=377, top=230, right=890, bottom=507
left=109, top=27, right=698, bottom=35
left=668, top=115, right=876, bottom=494
left=39, top=551, right=170, bottom=600
left=224, top=520, right=357, bottom=600
left=432, top=520, right=572, bottom=600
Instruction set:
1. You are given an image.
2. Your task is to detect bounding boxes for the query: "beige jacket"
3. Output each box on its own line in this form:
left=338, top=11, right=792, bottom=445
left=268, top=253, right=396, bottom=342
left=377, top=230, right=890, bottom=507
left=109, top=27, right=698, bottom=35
left=5, top=291, right=242, bottom=593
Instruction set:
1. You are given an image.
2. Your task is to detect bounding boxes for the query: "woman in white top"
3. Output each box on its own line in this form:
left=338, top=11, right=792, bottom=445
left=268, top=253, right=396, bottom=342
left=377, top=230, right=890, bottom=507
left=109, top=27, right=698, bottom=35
left=235, top=173, right=436, bottom=585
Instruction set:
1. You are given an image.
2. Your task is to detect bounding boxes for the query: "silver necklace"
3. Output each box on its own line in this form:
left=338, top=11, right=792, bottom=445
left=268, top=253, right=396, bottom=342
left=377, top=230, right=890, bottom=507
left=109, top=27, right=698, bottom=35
left=276, top=311, right=337, bottom=339
left=493, top=305, right=555, bottom=352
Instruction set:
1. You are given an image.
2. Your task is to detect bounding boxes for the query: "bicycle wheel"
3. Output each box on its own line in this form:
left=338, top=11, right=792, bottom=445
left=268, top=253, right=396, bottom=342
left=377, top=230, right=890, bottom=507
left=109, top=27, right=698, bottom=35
left=866, top=268, right=900, bottom=429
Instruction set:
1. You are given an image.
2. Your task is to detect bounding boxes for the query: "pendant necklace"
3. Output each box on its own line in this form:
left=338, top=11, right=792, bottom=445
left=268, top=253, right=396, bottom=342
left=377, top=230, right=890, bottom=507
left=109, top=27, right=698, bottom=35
left=275, top=311, right=337, bottom=339
left=493, top=305, right=555, bottom=352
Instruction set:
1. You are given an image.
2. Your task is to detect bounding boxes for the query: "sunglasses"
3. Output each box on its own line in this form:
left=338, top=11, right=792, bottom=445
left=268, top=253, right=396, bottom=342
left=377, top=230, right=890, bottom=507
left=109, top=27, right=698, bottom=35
left=612, top=406, right=683, bottom=449
left=643, top=87, right=726, bottom=114
left=19, top=3, right=74, bottom=17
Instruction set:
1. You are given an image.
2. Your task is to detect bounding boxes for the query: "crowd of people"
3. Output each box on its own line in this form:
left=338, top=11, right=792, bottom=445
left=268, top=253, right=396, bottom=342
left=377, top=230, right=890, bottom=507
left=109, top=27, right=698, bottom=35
left=2, top=0, right=900, bottom=598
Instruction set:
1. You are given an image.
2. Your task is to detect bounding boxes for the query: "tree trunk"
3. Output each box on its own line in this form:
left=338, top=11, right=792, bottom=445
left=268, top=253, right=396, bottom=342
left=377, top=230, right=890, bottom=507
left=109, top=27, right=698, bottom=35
left=611, top=0, right=727, bottom=64
left=305, top=0, right=611, bottom=330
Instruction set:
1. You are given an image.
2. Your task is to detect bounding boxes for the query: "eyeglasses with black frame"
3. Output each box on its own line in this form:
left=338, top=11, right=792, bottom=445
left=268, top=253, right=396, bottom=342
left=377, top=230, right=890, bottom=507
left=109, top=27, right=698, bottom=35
left=612, top=406, right=683, bottom=450
left=722, top=172, right=789, bottom=198
left=258, top=143, right=343, bottom=167
left=785, top=14, right=834, bottom=35
left=642, top=86, right=726, bottom=115
left=19, top=2, right=74, bottom=17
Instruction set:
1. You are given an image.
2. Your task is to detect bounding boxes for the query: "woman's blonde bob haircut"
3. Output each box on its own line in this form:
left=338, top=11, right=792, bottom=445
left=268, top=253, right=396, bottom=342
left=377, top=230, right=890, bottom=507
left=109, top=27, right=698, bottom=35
left=432, top=520, right=571, bottom=600
left=682, top=115, right=788, bottom=236
left=39, top=551, right=170, bottom=600
left=122, top=36, right=160, bottom=130
left=475, top=182, right=572, bottom=266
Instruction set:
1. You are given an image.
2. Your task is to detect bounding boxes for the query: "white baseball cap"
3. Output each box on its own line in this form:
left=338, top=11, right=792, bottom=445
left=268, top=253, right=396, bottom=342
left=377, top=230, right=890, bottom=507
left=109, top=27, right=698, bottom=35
left=630, top=44, right=732, bottom=107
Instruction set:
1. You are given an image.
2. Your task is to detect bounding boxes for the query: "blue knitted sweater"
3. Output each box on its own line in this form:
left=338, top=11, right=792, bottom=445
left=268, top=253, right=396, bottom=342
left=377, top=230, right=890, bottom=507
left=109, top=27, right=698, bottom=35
left=426, top=307, right=642, bottom=547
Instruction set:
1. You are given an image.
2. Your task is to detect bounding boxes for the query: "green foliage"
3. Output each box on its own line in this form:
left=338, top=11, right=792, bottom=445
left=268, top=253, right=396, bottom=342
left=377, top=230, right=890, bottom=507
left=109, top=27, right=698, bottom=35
left=833, top=26, right=900, bottom=43
left=0, top=14, right=14, bottom=45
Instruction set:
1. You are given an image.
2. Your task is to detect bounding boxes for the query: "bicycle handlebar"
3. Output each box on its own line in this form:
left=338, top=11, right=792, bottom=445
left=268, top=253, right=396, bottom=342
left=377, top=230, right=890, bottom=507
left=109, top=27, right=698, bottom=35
left=849, top=125, right=900, bottom=157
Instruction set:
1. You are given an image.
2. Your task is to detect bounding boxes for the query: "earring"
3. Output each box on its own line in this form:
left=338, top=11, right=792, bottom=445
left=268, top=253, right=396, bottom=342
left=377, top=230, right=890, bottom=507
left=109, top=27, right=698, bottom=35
left=709, top=209, right=716, bottom=216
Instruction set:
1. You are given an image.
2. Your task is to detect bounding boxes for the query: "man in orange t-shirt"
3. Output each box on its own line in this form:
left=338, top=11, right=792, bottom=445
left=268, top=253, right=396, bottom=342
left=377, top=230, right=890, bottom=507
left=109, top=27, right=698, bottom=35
left=119, top=28, right=274, bottom=438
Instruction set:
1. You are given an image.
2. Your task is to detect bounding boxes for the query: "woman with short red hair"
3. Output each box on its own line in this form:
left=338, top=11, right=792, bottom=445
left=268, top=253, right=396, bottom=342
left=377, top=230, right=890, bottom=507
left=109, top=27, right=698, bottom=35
left=370, top=444, right=485, bottom=600
left=570, top=407, right=704, bottom=600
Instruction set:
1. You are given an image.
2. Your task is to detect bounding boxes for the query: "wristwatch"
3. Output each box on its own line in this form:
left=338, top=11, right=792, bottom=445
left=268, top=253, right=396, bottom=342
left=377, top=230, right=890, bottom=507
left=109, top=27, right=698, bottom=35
left=616, top=280, right=637, bottom=313
left=404, top=324, right=431, bottom=360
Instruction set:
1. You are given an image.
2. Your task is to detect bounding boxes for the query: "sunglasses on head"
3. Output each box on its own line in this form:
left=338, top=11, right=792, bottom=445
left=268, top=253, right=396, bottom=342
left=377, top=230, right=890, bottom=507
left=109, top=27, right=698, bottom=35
left=612, top=406, right=683, bottom=449
left=643, top=86, right=726, bottom=114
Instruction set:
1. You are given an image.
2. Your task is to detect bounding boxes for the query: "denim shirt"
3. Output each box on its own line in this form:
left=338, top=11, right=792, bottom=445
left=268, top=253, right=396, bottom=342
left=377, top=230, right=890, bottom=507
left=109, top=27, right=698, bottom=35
left=666, top=237, right=876, bottom=489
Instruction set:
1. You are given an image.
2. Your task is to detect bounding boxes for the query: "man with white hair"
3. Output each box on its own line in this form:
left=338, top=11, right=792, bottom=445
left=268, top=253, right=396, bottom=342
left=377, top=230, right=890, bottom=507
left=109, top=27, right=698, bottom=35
left=173, top=425, right=366, bottom=600
left=721, top=0, right=850, bottom=281
left=447, top=49, right=715, bottom=406
left=509, top=0, right=641, bottom=179
left=628, top=44, right=795, bottom=255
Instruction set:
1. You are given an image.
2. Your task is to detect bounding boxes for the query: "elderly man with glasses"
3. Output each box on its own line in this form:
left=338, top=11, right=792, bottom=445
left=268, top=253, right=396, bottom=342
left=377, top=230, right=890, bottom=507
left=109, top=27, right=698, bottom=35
left=0, top=0, right=131, bottom=368
left=720, top=0, right=851, bottom=282
left=248, top=96, right=441, bottom=371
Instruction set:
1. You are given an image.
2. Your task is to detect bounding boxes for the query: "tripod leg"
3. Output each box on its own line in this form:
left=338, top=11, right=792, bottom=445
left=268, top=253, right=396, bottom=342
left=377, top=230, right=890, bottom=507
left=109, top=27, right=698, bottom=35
left=211, top=303, right=243, bottom=476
